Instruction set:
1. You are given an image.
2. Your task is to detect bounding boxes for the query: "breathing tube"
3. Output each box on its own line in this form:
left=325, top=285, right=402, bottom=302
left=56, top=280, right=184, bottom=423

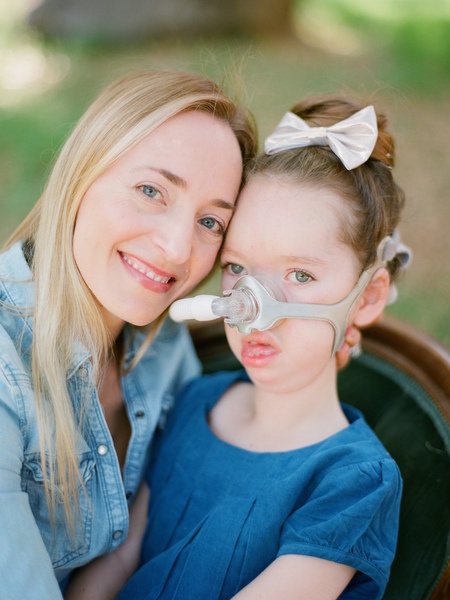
left=169, top=236, right=395, bottom=355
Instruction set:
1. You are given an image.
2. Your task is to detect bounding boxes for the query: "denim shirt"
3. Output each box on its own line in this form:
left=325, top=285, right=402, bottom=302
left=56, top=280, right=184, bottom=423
left=0, top=242, right=201, bottom=599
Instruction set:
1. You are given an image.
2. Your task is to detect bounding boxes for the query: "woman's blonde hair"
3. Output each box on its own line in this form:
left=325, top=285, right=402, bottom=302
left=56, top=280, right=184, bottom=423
left=4, top=70, right=257, bottom=537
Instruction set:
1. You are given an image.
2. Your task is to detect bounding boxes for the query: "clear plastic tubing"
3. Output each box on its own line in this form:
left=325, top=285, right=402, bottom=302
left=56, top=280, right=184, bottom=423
left=169, top=288, right=258, bottom=324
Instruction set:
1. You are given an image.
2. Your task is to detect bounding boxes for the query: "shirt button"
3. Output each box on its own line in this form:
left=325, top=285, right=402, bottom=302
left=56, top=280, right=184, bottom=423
left=97, top=444, right=109, bottom=456
left=113, top=530, right=123, bottom=541
left=135, top=411, right=145, bottom=419
left=126, top=491, right=132, bottom=500
left=78, top=366, right=89, bottom=378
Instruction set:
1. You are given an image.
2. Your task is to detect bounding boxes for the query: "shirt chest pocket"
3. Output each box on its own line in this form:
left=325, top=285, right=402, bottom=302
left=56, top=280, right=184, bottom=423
left=21, top=452, right=96, bottom=568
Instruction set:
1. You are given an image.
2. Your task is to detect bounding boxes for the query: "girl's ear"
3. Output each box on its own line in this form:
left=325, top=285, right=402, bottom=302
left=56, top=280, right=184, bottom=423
left=352, top=268, right=390, bottom=328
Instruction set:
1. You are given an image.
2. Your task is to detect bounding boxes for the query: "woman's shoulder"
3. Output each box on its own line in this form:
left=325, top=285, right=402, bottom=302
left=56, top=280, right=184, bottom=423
left=0, top=324, right=34, bottom=440
left=0, top=241, right=32, bottom=281
left=0, top=241, right=34, bottom=392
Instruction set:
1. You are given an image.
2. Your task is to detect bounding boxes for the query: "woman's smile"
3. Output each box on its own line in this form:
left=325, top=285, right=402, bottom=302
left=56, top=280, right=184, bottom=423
left=120, top=252, right=175, bottom=288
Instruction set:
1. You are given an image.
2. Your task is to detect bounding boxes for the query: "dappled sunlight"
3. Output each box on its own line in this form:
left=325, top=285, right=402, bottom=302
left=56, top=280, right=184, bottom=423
left=0, top=0, right=70, bottom=107
left=294, top=7, right=363, bottom=57
left=296, top=0, right=450, bottom=58
left=0, top=45, right=70, bottom=100
left=332, top=0, right=450, bottom=20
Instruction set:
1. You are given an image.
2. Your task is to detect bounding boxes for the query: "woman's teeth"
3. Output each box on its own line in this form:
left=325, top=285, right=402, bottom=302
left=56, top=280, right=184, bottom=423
left=122, top=253, right=171, bottom=283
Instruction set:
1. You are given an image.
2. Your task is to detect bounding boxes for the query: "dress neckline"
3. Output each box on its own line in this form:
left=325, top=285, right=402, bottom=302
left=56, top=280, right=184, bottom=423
left=200, top=371, right=357, bottom=458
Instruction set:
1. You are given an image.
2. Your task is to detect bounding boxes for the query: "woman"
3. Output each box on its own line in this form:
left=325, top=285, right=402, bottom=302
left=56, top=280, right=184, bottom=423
left=0, top=69, right=255, bottom=599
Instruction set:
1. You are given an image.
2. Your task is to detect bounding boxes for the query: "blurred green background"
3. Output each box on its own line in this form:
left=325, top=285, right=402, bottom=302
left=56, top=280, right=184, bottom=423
left=1, top=0, right=449, bottom=345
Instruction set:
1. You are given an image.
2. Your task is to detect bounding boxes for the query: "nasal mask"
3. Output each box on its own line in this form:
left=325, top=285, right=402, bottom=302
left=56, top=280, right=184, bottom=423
left=169, top=236, right=396, bottom=355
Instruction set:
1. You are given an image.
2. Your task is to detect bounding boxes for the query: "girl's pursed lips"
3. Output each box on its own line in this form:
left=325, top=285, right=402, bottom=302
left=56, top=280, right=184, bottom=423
left=241, top=332, right=281, bottom=352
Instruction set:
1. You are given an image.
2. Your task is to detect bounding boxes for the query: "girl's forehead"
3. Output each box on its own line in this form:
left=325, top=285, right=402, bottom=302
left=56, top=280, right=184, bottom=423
left=236, top=177, right=347, bottom=226
left=226, top=180, right=346, bottom=256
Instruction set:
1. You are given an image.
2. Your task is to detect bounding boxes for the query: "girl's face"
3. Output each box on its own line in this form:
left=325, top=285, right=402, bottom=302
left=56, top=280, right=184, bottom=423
left=73, top=111, right=243, bottom=338
left=221, top=175, right=361, bottom=394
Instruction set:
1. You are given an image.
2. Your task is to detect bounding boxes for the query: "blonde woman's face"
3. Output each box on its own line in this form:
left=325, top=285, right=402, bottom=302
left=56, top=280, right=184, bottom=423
left=73, top=111, right=243, bottom=338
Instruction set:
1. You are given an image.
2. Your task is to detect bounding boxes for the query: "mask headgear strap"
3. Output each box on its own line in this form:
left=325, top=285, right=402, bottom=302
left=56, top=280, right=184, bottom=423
left=228, top=235, right=393, bottom=355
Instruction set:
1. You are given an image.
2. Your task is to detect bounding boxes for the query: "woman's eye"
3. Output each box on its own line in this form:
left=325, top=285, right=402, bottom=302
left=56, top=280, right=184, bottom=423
left=140, top=185, right=161, bottom=199
left=200, top=217, right=224, bottom=235
left=287, top=270, right=312, bottom=284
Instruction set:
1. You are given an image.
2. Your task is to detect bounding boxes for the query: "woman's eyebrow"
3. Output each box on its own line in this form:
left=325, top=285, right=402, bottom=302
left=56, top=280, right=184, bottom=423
left=154, top=167, right=187, bottom=188
left=213, top=199, right=235, bottom=211
left=132, top=165, right=187, bottom=189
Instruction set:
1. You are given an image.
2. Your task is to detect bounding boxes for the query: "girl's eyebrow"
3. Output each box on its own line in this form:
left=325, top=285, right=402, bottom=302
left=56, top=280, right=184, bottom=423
left=220, top=247, right=245, bottom=261
left=222, top=248, right=327, bottom=265
left=281, top=254, right=327, bottom=265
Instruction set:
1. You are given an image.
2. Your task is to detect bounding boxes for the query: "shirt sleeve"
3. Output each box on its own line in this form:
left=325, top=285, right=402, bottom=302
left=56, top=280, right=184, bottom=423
left=278, top=458, right=402, bottom=598
left=0, top=358, right=63, bottom=600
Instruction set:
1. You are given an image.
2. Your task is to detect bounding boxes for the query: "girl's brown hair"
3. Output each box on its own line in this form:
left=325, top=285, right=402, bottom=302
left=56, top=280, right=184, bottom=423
left=248, top=95, right=405, bottom=281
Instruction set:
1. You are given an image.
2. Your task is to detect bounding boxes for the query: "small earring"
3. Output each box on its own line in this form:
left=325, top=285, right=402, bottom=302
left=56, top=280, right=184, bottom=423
left=349, top=343, right=362, bottom=359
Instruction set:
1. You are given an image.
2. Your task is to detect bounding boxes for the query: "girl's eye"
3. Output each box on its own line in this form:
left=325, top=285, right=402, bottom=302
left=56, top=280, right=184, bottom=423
left=199, top=217, right=225, bottom=236
left=287, top=270, right=312, bottom=284
left=224, top=263, right=244, bottom=276
left=140, top=185, right=161, bottom=200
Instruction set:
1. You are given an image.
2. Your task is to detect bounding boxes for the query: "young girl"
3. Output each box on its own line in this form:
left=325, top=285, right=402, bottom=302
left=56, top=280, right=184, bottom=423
left=66, top=95, right=407, bottom=600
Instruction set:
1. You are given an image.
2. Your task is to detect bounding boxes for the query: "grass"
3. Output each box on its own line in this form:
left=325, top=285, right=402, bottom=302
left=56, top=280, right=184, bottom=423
left=1, top=0, right=449, bottom=346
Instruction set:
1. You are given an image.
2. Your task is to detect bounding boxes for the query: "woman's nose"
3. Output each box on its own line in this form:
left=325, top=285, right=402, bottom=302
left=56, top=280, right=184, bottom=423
left=151, top=212, right=194, bottom=265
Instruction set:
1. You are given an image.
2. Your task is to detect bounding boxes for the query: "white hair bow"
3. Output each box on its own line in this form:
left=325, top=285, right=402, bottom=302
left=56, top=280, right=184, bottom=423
left=264, top=105, right=378, bottom=170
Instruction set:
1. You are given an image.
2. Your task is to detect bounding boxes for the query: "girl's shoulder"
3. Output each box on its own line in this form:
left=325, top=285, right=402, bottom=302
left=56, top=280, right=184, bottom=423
left=158, top=370, right=248, bottom=438
left=337, top=402, right=398, bottom=464
left=178, top=369, right=248, bottom=410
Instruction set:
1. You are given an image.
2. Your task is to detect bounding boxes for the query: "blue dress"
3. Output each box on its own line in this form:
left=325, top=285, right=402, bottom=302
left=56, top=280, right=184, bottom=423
left=118, top=370, right=402, bottom=600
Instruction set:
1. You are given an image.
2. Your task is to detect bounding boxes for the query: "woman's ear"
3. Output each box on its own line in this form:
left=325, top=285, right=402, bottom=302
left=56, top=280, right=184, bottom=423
left=352, top=268, right=390, bottom=328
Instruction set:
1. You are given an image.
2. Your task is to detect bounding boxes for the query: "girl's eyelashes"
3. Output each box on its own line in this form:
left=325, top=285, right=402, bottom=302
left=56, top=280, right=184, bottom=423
left=222, top=262, right=245, bottom=275
left=222, top=264, right=313, bottom=283
left=287, top=270, right=313, bottom=284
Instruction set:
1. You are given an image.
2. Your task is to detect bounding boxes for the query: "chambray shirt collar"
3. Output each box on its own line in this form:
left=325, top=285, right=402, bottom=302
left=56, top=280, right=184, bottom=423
left=0, top=242, right=89, bottom=377
left=0, top=241, right=35, bottom=308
